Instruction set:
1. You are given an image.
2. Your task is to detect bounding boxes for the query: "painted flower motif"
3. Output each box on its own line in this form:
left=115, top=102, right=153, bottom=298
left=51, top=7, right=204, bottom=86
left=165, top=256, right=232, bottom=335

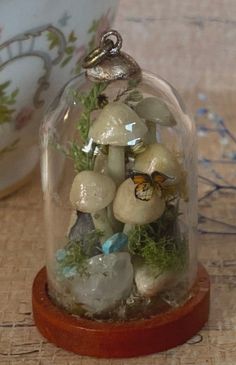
left=15, top=106, right=34, bottom=130
left=58, top=11, right=71, bottom=27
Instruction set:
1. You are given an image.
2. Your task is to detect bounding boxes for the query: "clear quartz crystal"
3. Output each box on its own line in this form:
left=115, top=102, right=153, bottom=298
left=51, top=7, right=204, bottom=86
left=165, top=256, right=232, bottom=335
left=41, top=70, right=197, bottom=321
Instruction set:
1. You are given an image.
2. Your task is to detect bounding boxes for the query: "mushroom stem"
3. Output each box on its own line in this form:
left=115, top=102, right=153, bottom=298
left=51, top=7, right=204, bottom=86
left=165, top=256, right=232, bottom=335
left=107, top=205, right=124, bottom=232
left=91, top=209, right=113, bottom=243
left=145, top=121, right=158, bottom=144
left=107, top=145, right=126, bottom=231
left=123, top=223, right=135, bottom=235
left=94, top=151, right=108, bottom=174
left=108, top=145, right=125, bottom=186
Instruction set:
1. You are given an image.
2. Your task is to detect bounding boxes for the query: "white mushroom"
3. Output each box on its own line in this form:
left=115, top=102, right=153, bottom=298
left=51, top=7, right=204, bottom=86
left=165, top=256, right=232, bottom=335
left=89, top=102, right=147, bottom=186
left=135, top=97, right=176, bottom=143
left=93, top=150, right=108, bottom=175
left=113, top=178, right=165, bottom=226
left=134, top=143, right=182, bottom=184
left=70, top=171, right=116, bottom=241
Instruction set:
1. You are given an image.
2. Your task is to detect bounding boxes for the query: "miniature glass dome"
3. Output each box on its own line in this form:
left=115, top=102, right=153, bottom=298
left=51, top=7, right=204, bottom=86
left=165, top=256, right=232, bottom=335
left=40, top=32, right=197, bottom=322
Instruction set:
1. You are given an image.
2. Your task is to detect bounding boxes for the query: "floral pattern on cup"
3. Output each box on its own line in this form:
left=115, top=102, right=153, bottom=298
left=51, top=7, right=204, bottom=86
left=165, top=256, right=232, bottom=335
left=15, top=106, right=34, bottom=130
left=0, top=81, right=18, bottom=125
left=0, top=9, right=113, bottom=159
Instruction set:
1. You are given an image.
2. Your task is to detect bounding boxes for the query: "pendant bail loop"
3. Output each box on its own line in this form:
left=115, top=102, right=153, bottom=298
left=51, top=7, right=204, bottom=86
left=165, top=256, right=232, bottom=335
left=100, top=29, right=122, bottom=56
left=82, top=30, right=141, bottom=82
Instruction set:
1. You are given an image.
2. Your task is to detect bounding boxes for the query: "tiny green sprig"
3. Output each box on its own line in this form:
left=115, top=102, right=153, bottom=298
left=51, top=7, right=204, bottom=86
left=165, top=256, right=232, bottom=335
left=124, top=89, right=143, bottom=104
left=67, top=141, right=95, bottom=172
left=113, top=79, right=143, bottom=107
left=75, top=82, right=108, bottom=142
left=52, top=139, right=95, bottom=173
left=51, top=82, right=108, bottom=173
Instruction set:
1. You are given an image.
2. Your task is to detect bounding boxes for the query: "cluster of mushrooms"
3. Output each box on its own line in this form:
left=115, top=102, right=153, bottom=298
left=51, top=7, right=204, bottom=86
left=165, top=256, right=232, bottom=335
left=62, top=96, right=186, bottom=313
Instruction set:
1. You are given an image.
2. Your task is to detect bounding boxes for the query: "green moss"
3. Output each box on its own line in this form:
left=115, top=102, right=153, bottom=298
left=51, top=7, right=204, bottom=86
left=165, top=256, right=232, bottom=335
left=127, top=204, right=187, bottom=273
left=141, top=236, right=187, bottom=273
left=52, top=82, right=109, bottom=173
left=75, top=82, right=108, bottom=142
left=67, top=141, right=96, bottom=173
left=56, top=229, right=104, bottom=278
left=52, top=138, right=97, bottom=173
left=56, top=239, right=88, bottom=278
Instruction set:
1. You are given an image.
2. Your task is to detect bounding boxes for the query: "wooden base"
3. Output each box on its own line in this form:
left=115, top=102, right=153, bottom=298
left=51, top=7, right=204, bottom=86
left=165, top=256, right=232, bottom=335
left=32, top=264, right=210, bottom=358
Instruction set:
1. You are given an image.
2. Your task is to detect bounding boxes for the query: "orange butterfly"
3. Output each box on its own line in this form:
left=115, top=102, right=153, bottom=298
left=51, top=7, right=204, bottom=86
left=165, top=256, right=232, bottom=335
left=130, top=170, right=175, bottom=201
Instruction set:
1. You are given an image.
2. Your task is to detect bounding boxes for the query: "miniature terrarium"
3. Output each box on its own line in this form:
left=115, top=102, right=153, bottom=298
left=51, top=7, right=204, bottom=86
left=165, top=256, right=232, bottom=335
left=34, top=30, right=209, bottom=357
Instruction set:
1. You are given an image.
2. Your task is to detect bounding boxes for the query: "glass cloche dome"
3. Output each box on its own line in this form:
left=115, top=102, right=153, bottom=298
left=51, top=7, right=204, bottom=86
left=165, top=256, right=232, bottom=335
left=34, top=31, right=210, bottom=357
left=40, top=31, right=198, bottom=323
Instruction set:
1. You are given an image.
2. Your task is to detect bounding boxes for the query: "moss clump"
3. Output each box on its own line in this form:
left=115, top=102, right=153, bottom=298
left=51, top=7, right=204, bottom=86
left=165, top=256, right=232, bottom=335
left=141, top=237, right=186, bottom=272
left=56, top=229, right=103, bottom=278
left=56, top=240, right=88, bottom=278
left=127, top=204, right=187, bottom=273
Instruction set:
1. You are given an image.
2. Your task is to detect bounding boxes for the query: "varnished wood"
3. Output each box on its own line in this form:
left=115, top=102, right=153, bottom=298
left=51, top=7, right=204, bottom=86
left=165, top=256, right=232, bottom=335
left=32, top=264, right=210, bottom=358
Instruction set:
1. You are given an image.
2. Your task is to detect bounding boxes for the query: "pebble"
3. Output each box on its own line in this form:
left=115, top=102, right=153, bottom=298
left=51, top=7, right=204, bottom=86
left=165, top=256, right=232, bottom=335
left=71, top=252, right=134, bottom=314
left=102, top=232, right=128, bottom=254
left=134, top=262, right=176, bottom=297
left=68, top=212, right=100, bottom=256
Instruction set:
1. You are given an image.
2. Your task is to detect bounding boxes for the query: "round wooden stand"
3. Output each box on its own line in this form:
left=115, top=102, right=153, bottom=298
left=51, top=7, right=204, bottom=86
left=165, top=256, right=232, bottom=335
left=32, top=264, right=210, bottom=358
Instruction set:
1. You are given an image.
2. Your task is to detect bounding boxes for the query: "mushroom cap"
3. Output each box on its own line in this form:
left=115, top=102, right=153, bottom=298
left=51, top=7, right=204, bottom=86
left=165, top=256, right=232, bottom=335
left=70, top=171, right=116, bottom=213
left=113, top=178, right=165, bottom=225
left=135, top=97, right=176, bottom=126
left=134, top=143, right=182, bottom=183
left=89, top=102, right=147, bottom=146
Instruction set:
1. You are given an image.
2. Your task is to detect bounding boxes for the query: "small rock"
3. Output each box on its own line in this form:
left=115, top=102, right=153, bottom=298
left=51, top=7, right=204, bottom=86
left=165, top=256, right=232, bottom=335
left=71, top=252, right=134, bottom=314
left=134, top=262, right=176, bottom=297
left=62, top=266, right=77, bottom=279
left=56, top=248, right=67, bottom=261
left=68, top=211, right=94, bottom=240
left=102, top=232, right=128, bottom=254
left=68, top=211, right=100, bottom=256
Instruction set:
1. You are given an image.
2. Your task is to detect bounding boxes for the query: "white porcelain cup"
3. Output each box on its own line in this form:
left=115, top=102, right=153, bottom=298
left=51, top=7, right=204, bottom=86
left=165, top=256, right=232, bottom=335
left=0, top=0, right=118, bottom=198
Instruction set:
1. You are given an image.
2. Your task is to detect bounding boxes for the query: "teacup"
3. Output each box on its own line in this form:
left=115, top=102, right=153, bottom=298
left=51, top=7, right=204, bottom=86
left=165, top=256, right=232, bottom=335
left=0, top=0, right=118, bottom=198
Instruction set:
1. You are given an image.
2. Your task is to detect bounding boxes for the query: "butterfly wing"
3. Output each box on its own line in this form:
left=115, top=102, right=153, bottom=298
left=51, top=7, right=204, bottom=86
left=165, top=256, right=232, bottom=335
left=135, top=183, right=154, bottom=201
left=130, top=172, right=153, bottom=201
left=152, top=170, right=175, bottom=187
left=130, top=172, right=150, bottom=185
